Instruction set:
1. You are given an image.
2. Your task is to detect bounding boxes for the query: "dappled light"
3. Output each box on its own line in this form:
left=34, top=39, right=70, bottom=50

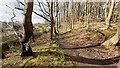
left=1, top=0, right=120, bottom=68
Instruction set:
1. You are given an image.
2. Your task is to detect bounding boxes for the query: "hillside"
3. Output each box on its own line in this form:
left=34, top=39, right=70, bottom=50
left=2, top=22, right=120, bottom=67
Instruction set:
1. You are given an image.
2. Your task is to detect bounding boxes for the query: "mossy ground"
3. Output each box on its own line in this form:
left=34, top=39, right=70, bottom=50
left=2, top=43, right=74, bottom=68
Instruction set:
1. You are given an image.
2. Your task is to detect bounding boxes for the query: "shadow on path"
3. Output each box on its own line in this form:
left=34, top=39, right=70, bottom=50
left=32, top=51, right=120, bottom=65
left=65, top=54, right=120, bottom=65
left=55, top=30, right=120, bottom=65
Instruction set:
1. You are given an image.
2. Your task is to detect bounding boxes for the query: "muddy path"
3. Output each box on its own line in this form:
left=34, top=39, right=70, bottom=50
left=55, top=29, right=120, bottom=66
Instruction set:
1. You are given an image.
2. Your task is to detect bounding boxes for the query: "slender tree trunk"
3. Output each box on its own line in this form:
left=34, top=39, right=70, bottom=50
left=58, top=13, right=61, bottom=29
left=2, top=52, right=5, bottom=59
left=105, top=0, right=114, bottom=29
left=105, top=0, right=109, bottom=22
left=56, top=2, right=59, bottom=32
left=71, top=2, right=74, bottom=29
left=102, top=1, right=120, bottom=49
left=50, top=2, right=54, bottom=39
left=21, top=0, right=34, bottom=57
left=85, top=2, right=90, bottom=29
left=56, top=1, right=59, bottom=33
left=77, top=2, right=81, bottom=22
left=71, top=19, right=74, bottom=29
left=56, top=15, right=59, bottom=32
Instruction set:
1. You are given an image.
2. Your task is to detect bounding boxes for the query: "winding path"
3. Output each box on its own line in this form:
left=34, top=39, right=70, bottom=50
left=56, top=29, right=120, bottom=66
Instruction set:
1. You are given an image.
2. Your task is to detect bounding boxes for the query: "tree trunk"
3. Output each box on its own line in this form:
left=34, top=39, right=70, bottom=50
left=105, top=0, right=114, bottom=29
left=56, top=1, right=59, bottom=33
left=50, top=2, right=54, bottom=40
left=21, top=0, right=34, bottom=57
left=86, top=2, right=90, bottom=29
left=2, top=52, right=5, bottom=59
left=102, top=1, right=120, bottom=49
left=71, top=2, right=74, bottom=29
left=50, top=2, right=58, bottom=40
left=105, top=0, right=109, bottom=22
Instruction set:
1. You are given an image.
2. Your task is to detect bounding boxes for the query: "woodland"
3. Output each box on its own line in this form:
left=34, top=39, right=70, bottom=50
left=1, top=0, right=120, bottom=68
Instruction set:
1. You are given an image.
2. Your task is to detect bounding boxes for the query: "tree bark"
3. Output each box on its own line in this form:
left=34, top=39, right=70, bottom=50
left=102, top=1, right=120, bottom=49
left=50, top=1, right=58, bottom=40
left=71, top=2, right=74, bottom=29
left=105, top=0, right=109, bottom=22
left=21, top=0, right=34, bottom=57
left=105, top=0, right=114, bottom=29
left=2, top=52, right=5, bottom=59
left=56, top=1, right=59, bottom=33
left=50, top=2, right=54, bottom=40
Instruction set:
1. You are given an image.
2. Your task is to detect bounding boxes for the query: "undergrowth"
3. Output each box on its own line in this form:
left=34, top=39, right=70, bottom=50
left=23, top=44, right=73, bottom=67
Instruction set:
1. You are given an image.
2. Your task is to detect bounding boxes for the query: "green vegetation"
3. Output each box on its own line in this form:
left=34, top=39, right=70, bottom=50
left=2, top=0, right=120, bottom=67
left=33, top=25, right=50, bottom=38
left=25, top=44, right=73, bottom=66
left=2, top=44, right=74, bottom=67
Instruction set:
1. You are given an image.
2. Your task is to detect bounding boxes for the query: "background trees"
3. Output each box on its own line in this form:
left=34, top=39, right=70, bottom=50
left=15, top=0, right=120, bottom=48
left=105, top=0, right=115, bottom=29
left=102, top=1, right=120, bottom=48
left=2, top=0, right=120, bottom=58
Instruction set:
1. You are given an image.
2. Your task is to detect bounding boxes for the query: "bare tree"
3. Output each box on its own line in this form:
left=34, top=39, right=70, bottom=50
left=105, top=0, right=115, bottom=29
left=6, top=5, right=16, bottom=28
left=104, top=0, right=109, bottom=22
left=55, top=1, right=60, bottom=32
left=102, top=2, right=120, bottom=49
left=15, top=0, right=59, bottom=40
left=21, top=0, right=34, bottom=57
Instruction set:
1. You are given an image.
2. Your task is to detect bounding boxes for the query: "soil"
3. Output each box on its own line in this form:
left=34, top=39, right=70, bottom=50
left=2, top=26, right=120, bottom=67
left=56, top=28, right=120, bottom=66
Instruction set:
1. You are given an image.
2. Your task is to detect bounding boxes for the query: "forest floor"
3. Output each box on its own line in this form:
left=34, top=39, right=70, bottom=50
left=2, top=22, right=120, bottom=68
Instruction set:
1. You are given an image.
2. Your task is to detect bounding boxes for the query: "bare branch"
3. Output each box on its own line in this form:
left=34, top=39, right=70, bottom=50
left=40, top=2, right=49, bottom=14
left=37, top=0, right=49, bottom=16
left=6, top=5, right=16, bottom=26
left=15, top=7, right=24, bottom=11
left=15, top=6, right=50, bottom=22
left=40, top=0, right=48, bottom=7
left=5, top=5, right=21, bottom=44
left=6, top=5, right=13, bottom=10
left=15, top=0, right=51, bottom=22
left=16, top=0, right=25, bottom=6
left=33, top=11, right=51, bottom=22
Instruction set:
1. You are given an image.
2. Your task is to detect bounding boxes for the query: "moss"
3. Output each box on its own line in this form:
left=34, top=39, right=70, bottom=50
left=19, top=59, right=28, bottom=66
left=103, top=45, right=118, bottom=51
left=22, top=44, right=73, bottom=66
